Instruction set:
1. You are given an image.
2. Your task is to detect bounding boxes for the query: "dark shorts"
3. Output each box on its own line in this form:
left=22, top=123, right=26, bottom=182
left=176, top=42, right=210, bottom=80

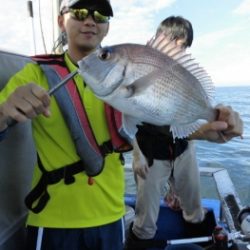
left=25, top=219, right=124, bottom=250
left=165, top=244, right=204, bottom=250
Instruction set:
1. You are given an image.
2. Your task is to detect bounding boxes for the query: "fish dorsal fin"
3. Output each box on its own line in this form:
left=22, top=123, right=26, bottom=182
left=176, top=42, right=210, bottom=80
left=147, top=33, right=215, bottom=103
left=147, top=33, right=182, bottom=56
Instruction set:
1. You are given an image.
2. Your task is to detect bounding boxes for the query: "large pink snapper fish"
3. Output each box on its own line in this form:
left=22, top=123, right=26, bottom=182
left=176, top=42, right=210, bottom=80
left=78, top=36, right=216, bottom=139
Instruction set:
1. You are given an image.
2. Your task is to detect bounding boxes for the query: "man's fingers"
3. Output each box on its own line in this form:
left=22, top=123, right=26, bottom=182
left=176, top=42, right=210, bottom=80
left=2, top=84, right=51, bottom=123
left=209, top=121, right=228, bottom=131
left=198, top=121, right=227, bottom=134
left=216, top=106, right=243, bottom=137
left=30, top=84, right=50, bottom=108
left=215, top=104, right=231, bottom=121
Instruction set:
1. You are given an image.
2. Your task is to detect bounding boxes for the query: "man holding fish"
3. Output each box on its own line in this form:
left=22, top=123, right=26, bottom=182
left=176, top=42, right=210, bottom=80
left=124, top=16, right=206, bottom=249
left=0, top=1, right=243, bottom=250
left=123, top=16, right=244, bottom=250
left=0, top=0, right=131, bottom=249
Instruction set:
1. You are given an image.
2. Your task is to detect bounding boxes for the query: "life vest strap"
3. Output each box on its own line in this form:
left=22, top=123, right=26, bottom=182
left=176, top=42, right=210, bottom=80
left=25, top=159, right=85, bottom=214
left=99, top=140, right=114, bottom=155
left=25, top=139, right=115, bottom=213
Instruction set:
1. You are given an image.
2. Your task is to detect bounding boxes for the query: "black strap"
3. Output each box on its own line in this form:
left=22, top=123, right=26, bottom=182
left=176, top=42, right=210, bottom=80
left=25, top=140, right=115, bottom=214
left=99, top=140, right=114, bottom=155
left=136, top=124, right=188, bottom=166
left=25, top=159, right=85, bottom=214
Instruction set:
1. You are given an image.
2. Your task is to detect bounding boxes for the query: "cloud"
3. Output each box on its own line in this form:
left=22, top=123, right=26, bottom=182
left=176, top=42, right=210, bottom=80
left=0, top=0, right=176, bottom=53
left=0, top=0, right=249, bottom=86
left=0, top=0, right=55, bottom=55
left=104, top=0, right=176, bottom=45
left=193, top=25, right=245, bottom=49
left=192, top=22, right=250, bottom=86
left=234, top=0, right=250, bottom=15
left=112, top=0, right=176, bottom=13
left=0, top=1, right=31, bottom=54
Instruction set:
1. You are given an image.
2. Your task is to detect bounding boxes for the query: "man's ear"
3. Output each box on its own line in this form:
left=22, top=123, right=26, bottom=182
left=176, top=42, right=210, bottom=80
left=104, top=23, right=110, bottom=37
left=176, top=38, right=185, bottom=47
left=58, top=15, right=66, bottom=32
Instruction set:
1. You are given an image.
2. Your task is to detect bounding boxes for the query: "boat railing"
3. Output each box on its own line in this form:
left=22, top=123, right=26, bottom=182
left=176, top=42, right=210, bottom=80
left=0, top=49, right=35, bottom=250
left=199, top=167, right=243, bottom=233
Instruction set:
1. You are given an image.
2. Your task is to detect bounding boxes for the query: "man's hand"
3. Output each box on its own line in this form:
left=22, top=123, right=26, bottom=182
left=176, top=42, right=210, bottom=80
left=189, top=105, right=243, bottom=143
left=132, top=139, right=149, bottom=179
left=0, top=83, right=51, bottom=129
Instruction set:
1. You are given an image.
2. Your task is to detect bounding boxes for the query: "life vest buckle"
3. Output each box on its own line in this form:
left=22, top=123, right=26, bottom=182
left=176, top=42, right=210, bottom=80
left=100, top=140, right=113, bottom=155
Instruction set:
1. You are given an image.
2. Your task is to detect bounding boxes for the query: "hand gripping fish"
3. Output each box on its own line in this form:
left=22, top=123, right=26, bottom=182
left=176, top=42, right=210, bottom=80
left=77, top=34, right=216, bottom=139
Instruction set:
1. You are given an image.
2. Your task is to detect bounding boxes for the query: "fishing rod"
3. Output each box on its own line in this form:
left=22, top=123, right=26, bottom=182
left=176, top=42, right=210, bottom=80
left=164, top=225, right=250, bottom=250
left=166, top=236, right=213, bottom=245
left=47, top=70, right=78, bottom=95
left=27, top=1, right=36, bottom=54
left=6, top=70, right=78, bottom=127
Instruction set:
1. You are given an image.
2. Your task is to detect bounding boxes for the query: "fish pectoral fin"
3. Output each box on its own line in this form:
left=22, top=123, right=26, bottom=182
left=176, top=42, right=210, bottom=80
left=122, top=114, right=140, bottom=139
left=170, top=121, right=203, bottom=139
left=128, top=71, right=160, bottom=96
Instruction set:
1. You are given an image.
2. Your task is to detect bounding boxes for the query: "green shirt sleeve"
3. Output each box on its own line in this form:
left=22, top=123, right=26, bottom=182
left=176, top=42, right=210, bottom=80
left=0, top=62, right=49, bottom=104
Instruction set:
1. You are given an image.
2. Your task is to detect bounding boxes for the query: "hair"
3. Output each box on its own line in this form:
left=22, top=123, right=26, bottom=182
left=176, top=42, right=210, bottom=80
left=156, top=16, right=193, bottom=48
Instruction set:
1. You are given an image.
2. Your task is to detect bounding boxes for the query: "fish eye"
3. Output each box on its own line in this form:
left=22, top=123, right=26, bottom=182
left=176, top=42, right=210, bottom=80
left=99, top=48, right=111, bottom=61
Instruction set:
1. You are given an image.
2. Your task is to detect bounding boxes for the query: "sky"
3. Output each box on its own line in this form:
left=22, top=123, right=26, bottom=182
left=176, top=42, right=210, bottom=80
left=0, top=0, right=250, bottom=87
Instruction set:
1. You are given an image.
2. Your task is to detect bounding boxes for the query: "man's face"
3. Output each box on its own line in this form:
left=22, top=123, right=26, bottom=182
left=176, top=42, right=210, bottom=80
left=59, top=8, right=109, bottom=54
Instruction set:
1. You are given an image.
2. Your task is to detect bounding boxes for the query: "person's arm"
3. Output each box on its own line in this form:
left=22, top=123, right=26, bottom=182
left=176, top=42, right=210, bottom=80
left=189, top=105, right=243, bottom=143
left=0, top=83, right=51, bottom=132
left=132, top=139, right=149, bottom=179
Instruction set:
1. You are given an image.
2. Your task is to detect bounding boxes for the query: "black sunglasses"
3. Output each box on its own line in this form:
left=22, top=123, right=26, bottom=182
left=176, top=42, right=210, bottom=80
left=64, top=8, right=110, bottom=23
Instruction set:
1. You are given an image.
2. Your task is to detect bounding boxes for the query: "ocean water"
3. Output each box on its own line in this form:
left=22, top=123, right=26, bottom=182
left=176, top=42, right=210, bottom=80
left=124, top=85, right=250, bottom=206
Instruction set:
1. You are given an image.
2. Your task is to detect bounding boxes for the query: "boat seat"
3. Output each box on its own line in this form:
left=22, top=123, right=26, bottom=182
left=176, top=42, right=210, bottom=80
left=0, top=50, right=36, bottom=250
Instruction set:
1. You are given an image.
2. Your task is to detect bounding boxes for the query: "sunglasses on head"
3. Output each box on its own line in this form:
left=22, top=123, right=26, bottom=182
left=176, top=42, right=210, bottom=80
left=65, top=8, right=110, bottom=23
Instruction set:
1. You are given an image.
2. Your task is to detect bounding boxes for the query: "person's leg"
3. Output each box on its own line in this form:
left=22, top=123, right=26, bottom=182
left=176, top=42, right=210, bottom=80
left=170, top=141, right=205, bottom=223
left=124, top=159, right=172, bottom=249
left=132, top=159, right=172, bottom=239
left=82, top=219, right=124, bottom=250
